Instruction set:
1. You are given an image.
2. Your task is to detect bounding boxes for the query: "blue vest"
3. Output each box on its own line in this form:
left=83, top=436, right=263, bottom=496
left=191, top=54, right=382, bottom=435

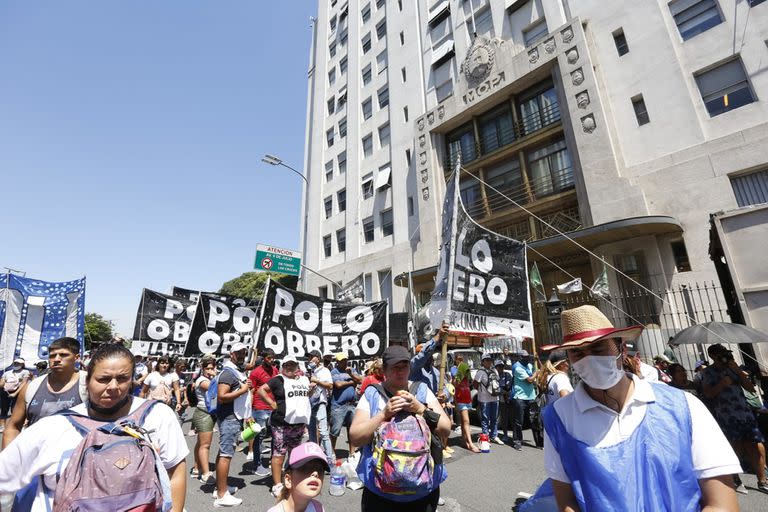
left=541, top=383, right=702, bottom=512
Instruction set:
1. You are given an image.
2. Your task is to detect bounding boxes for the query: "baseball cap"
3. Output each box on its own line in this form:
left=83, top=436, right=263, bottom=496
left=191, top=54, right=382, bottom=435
left=519, top=350, right=529, bottom=357
left=707, top=343, right=731, bottom=357
left=285, top=442, right=331, bottom=472
left=481, top=353, right=493, bottom=361
left=494, top=359, right=504, bottom=367
left=625, top=342, right=638, bottom=356
left=13, top=358, right=24, bottom=365
left=229, top=342, right=248, bottom=353
left=382, top=345, right=410, bottom=367
left=282, top=355, right=299, bottom=365
left=335, top=352, right=349, bottom=362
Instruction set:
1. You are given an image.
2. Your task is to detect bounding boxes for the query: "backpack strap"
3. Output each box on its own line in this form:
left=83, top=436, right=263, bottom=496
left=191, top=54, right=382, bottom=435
left=24, top=375, right=46, bottom=407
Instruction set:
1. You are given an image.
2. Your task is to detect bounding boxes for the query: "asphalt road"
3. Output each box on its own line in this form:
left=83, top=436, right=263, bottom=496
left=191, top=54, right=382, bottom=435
left=181, top=417, right=767, bottom=512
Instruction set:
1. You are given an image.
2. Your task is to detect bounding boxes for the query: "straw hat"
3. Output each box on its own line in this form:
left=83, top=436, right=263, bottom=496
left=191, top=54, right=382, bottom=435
left=541, top=305, right=643, bottom=351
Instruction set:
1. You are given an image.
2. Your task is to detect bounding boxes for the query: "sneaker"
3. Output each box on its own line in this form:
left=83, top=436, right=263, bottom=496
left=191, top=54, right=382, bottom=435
left=757, top=480, right=768, bottom=493
left=444, top=446, right=455, bottom=454
left=492, top=437, right=504, bottom=445
left=189, top=468, right=199, bottom=478
left=254, top=464, right=271, bottom=477
left=442, top=449, right=453, bottom=459
left=187, top=430, right=197, bottom=437
left=270, top=484, right=284, bottom=498
left=245, top=452, right=253, bottom=462
left=213, top=491, right=242, bottom=507
left=735, top=483, right=748, bottom=495
left=212, top=486, right=238, bottom=498
left=438, top=497, right=446, bottom=506
left=199, top=472, right=214, bottom=483
left=453, top=426, right=461, bottom=434
left=512, top=442, right=522, bottom=451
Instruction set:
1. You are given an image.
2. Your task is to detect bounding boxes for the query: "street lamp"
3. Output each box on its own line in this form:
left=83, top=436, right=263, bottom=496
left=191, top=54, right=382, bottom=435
left=262, top=154, right=307, bottom=184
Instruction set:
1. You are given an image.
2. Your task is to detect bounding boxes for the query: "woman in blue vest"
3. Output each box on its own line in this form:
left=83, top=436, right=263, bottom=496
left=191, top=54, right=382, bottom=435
left=535, top=305, right=740, bottom=512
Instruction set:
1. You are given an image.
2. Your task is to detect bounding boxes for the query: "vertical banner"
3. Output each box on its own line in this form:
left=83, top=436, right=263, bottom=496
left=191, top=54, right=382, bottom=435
left=254, top=280, right=388, bottom=362
left=183, top=292, right=261, bottom=357
left=0, top=274, right=86, bottom=369
left=132, top=289, right=196, bottom=357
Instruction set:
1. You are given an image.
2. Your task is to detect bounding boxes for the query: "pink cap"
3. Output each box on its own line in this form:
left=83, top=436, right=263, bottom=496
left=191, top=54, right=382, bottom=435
left=286, top=442, right=330, bottom=471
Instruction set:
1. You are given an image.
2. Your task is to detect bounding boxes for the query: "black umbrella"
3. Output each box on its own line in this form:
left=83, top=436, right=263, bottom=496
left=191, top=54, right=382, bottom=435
left=669, top=321, right=768, bottom=346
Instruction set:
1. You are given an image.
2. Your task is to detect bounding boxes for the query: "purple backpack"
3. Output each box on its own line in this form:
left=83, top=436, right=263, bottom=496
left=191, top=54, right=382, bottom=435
left=52, top=400, right=172, bottom=512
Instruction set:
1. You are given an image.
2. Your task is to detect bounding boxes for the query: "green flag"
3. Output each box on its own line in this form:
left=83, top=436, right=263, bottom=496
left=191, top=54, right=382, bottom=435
left=530, top=262, right=546, bottom=303
left=590, top=262, right=610, bottom=300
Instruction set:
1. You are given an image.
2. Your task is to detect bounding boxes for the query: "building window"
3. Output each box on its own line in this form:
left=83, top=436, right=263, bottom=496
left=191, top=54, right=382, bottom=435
left=405, top=149, right=411, bottom=167
left=337, top=229, right=346, bottom=253
left=479, top=103, right=515, bottom=154
left=327, top=97, right=335, bottom=115
left=328, top=68, right=336, bottom=85
left=613, top=29, right=629, bottom=56
left=434, top=59, right=454, bottom=102
left=695, top=58, right=755, bottom=117
left=400, top=31, right=404, bottom=45
left=362, top=65, right=372, bottom=85
left=376, top=50, right=388, bottom=73
left=408, top=196, right=414, bottom=216
left=398, top=0, right=403, bottom=11
left=362, top=134, right=373, bottom=157
left=337, top=188, right=347, bottom=211
left=460, top=177, right=484, bottom=217
left=446, top=123, right=477, bottom=168
left=363, top=217, right=375, bottom=242
left=381, top=209, right=393, bottom=236
left=329, top=42, right=337, bottom=58
left=362, top=97, right=373, bottom=120
left=323, top=235, right=332, bottom=257
left=376, top=163, right=391, bottom=189
left=378, top=122, right=390, bottom=147
left=749, top=0, right=767, bottom=5
left=527, top=139, right=574, bottom=198
left=403, top=106, right=409, bottom=122
left=361, top=3, right=371, bottom=23
left=377, top=86, right=389, bottom=108
left=319, top=285, right=328, bottom=298
left=325, top=161, right=334, bottom=181
left=430, top=11, right=452, bottom=47
left=337, top=89, right=347, bottom=109
left=669, top=0, right=722, bottom=40
left=401, top=67, right=407, bottom=82
left=362, top=33, right=372, bottom=53
left=670, top=239, right=692, bottom=272
left=376, top=19, right=387, bottom=40
left=731, top=169, right=768, bottom=207
left=339, top=117, right=347, bottom=138
left=629, top=95, right=649, bottom=126
left=338, top=151, right=347, bottom=174
left=469, top=6, right=494, bottom=38
left=339, top=55, right=348, bottom=74
left=324, top=196, right=333, bottom=219
left=330, top=15, right=338, bottom=32
left=518, top=84, right=561, bottom=135
left=376, top=0, right=385, bottom=9
left=485, top=159, right=525, bottom=211
left=362, top=173, right=374, bottom=198
left=326, top=128, right=334, bottom=147
left=523, top=18, right=548, bottom=46
left=378, top=269, right=392, bottom=305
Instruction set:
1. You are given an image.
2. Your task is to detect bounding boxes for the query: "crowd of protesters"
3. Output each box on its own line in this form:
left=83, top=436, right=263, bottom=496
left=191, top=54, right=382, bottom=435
left=1, top=314, right=767, bottom=511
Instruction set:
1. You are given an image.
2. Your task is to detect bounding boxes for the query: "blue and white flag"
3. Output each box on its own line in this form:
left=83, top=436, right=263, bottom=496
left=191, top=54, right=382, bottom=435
left=0, top=274, right=86, bottom=370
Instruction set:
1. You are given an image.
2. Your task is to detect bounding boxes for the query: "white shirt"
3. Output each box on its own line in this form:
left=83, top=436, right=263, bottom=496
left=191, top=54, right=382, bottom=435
left=143, top=371, right=179, bottom=390
left=222, top=361, right=251, bottom=420
left=311, top=366, right=332, bottom=404
left=543, top=374, right=741, bottom=483
left=545, top=372, right=574, bottom=406
left=356, top=382, right=438, bottom=414
left=639, top=361, right=659, bottom=382
left=0, top=397, right=189, bottom=512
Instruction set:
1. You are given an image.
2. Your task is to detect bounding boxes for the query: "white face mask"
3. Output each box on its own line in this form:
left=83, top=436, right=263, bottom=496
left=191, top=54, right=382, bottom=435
left=572, top=355, right=624, bottom=390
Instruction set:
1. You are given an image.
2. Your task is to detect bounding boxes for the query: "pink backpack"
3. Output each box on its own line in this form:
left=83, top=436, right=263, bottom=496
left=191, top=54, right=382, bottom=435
left=52, top=400, right=172, bottom=512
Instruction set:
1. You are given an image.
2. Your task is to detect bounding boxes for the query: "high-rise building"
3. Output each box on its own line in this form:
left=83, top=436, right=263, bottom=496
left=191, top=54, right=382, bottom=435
left=300, top=0, right=768, bottom=352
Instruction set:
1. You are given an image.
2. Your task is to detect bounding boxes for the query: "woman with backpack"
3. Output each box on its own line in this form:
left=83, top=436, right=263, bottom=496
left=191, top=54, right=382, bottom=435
left=191, top=356, right=218, bottom=483
left=534, top=351, right=573, bottom=407
left=350, top=345, right=451, bottom=512
left=141, top=355, right=182, bottom=413
left=0, top=343, right=189, bottom=512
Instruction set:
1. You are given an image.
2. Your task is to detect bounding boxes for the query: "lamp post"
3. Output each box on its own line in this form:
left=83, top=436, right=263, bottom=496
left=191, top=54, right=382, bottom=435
left=262, top=154, right=308, bottom=184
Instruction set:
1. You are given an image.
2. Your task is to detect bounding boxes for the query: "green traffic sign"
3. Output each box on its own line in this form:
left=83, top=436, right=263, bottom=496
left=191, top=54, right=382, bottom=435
left=254, top=244, right=302, bottom=276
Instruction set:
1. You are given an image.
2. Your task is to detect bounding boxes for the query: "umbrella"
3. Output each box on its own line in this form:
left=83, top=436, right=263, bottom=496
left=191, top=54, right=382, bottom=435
left=669, top=321, right=768, bottom=346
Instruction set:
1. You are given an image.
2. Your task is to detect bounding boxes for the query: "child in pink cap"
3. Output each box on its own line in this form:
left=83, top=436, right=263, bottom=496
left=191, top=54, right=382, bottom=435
left=267, top=441, right=329, bottom=512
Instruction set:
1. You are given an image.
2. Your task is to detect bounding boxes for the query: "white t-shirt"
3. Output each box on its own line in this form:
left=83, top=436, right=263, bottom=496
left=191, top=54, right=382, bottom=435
left=639, top=361, right=659, bottom=382
left=543, top=374, right=741, bottom=484
left=356, top=382, right=438, bottom=415
left=0, top=397, right=189, bottom=512
left=144, top=371, right=179, bottom=391
left=473, top=367, right=499, bottom=403
left=545, top=372, right=574, bottom=406
left=311, top=366, right=333, bottom=405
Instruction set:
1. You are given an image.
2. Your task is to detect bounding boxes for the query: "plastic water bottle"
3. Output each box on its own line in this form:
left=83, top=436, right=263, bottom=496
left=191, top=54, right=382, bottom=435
left=329, top=460, right=346, bottom=496
left=479, top=433, right=491, bottom=453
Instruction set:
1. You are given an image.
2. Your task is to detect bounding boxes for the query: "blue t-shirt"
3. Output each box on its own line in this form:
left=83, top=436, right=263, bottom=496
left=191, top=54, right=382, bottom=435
left=331, top=367, right=357, bottom=406
left=512, top=362, right=536, bottom=400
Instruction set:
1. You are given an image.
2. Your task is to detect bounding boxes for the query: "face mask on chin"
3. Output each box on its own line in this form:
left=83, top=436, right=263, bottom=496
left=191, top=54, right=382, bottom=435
left=572, top=354, right=624, bottom=390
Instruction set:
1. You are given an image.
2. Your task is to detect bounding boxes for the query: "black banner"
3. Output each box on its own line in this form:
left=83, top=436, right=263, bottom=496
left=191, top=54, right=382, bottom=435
left=183, top=292, right=261, bottom=357
left=255, top=280, right=388, bottom=360
left=132, top=289, right=197, bottom=356
left=172, top=286, right=200, bottom=302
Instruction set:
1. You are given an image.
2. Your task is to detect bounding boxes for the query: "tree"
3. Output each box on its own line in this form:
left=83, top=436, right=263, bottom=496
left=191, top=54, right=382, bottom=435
left=219, top=271, right=298, bottom=301
left=84, top=312, right=114, bottom=349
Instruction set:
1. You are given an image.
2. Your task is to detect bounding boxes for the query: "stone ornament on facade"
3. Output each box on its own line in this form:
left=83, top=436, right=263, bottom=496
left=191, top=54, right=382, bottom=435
left=576, top=90, right=590, bottom=109
left=581, top=114, right=596, bottom=134
left=427, top=112, right=434, bottom=125
left=571, top=68, right=584, bottom=86
left=419, top=152, right=427, bottom=165
left=438, top=105, right=445, bottom=120
left=420, top=169, right=429, bottom=183
left=544, top=37, right=556, bottom=54
left=461, top=36, right=503, bottom=86
left=566, top=47, right=579, bottom=65
left=422, top=187, right=430, bottom=200
left=419, top=135, right=426, bottom=148
left=561, top=26, right=574, bottom=44
left=528, top=47, right=539, bottom=64
left=417, top=118, right=425, bottom=131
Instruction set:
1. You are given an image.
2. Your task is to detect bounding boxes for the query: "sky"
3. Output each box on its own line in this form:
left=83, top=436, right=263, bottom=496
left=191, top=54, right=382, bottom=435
left=0, top=1, right=317, bottom=335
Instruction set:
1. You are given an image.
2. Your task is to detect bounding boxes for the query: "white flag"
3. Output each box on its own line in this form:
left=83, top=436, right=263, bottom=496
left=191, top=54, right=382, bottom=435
left=557, top=278, right=582, bottom=294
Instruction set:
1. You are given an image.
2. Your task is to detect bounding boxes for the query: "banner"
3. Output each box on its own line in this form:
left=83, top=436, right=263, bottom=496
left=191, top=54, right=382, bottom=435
left=431, top=166, right=533, bottom=338
left=590, top=263, right=610, bottom=300
left=132, top=289, right=196, bottom=357
left=529, top=262, right=547, bottom=303
left=0, top=274, right=85, bottom=369
left=337, top=274, right=365, bottom=303
left=171, top=286, right=200, bottom=302
left=184, top=292, right=261, bottom=357
left=255, top=280, right=388, bottom=361
left=557, top=278, right=583, bottom=294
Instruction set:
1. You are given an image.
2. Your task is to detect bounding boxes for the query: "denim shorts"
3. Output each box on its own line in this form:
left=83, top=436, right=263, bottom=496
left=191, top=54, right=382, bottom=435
left=457, top=403, right=472, bottom=412
left=330, top=403, right=356, bottom=437
left=217, top=416, right=242, bottom=458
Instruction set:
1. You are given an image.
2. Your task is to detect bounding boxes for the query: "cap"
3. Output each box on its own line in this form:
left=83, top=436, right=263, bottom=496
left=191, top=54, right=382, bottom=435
left=481, top=353, right=493, bottom=361
left=282, top=355, right=299, bottom=365
left=13, top=358, right=24, bottom=365
left=335, top=352, right=348, bottom=362
left=654, top=354, right=672, bottom=364
left=707, top=343, right=732, bottom=356
left=519, top=350, right=529, bottom=357
left=382, top=345, right=410, bottom=367
left=494, top=359, right=504, bottom=367
left=285, top=442, right=331, bottom=472
left=229, top=342, right=248, bottom=353
left=625, top=342, right=638, bottom=356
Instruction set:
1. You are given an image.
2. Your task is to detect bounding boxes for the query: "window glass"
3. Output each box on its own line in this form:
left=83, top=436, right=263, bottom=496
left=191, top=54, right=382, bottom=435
left=527, top=140, right=574, bottom=198
left=695, top=58, right=754, bottom=116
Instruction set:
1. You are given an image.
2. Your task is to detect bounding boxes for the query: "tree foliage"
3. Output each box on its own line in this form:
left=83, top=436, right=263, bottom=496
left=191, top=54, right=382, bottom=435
left=84, top=312, right=114, bottom=349
left=219, top=271, right=297, bottom=301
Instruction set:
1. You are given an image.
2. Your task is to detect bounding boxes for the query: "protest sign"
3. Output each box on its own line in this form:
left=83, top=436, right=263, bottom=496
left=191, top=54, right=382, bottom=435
left=132, top=289, right=196, bottom=356
left=184, top=292, right=260, bottom=357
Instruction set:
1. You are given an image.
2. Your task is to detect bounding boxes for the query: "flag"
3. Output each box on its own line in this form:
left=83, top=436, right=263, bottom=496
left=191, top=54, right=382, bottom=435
left=557, top=278, right=583, bottom=294
left=590, top=263, right=610, bottom=300
left=529, top=262, right=546, bottom=303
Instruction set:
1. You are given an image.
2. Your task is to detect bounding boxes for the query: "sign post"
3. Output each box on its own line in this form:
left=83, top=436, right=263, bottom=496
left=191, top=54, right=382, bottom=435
left=254, top=244, right=302, bottom=277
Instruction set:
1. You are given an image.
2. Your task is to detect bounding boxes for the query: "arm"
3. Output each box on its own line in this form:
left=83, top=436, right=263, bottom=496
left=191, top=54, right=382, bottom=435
left=140, top=383, right=150, bottom=399
left=217, top=381, right=249, bottom=404
left=409, top=339, right=438, bottom=379
left=172, top=380, right=182, bottom=410
left=166, top=460, right=187, bottom=512
left=311, top=376, right=333, bottom=391
left=257, top=383, right=277, bottom=410
left=727, top=362, right=755, bottom=393
left=1, top=382, right=29, bottom=449
left=552, top=480, right=581, bottom=512
left=699, top=474, right=738, bottom=512
left=349, top=371, right=363, bottom=385
left=333, top=377, right=356, bottom=389
left=425, top=396, right=451, bottom=439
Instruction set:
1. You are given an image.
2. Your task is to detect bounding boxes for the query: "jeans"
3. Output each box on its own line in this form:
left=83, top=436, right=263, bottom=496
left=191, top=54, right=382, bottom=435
left=479, top=401, right=499, bottom=439
left=308, top=402, right=335, bottom=464
left=251, top=409, right=272, bottom=462
left=512, top=398, right=533, bottom=444
left=217, top=416, right=242, bottom=458
left=330, top=402, right=356, bottom=437
left=498, top=400, right=512, bottom=438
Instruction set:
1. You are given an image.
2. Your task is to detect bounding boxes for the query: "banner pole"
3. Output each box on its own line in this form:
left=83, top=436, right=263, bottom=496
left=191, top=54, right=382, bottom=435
left=438, top=330, right=448, bottom=395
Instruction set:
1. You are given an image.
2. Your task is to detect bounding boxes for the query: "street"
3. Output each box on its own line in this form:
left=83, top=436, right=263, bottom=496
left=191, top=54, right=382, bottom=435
left=182, top=418, right=767, bottom=512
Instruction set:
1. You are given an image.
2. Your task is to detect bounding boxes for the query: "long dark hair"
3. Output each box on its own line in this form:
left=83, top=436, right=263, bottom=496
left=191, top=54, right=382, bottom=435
left=86, top=344, right=135, bottom=381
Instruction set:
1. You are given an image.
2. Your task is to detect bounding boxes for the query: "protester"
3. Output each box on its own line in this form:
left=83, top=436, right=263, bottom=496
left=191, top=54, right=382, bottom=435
left=0, top=344, right=189, bottom=512
left=511, top=351, right=536, bottom=451
left=497, top=359, right=514, bottom=441
left=410, top=325, right=447, bottom=393
left=701, top=343, right=767, bottom=493
left=653, top=354, right=673, bottom=384
left=172, top=359, right=190, bottom=419
left=214, top=343, right=253, bottom=507
left=625, top=342, right=659, bottom=381
left=663, top=336, right=679, bottom=364
left=474, top=353, right=502, bottom=445
left=668, top=363, right=697, bottom=395
left=360, top=358, right=384, bottom=394
left=133, top=353, right=149, bottom=396
left=535, top=351, right=573, bottom=407
left=141, top=355, right=182, bottom=412
left=330, top=352, right=362, bottom=459
left=248, top=348, right=279, bottom=475
left=0, top=358, right=31, bottom=433
left=191, top=356, right=218, bottom=483
left=454, top=361, right=480, bottom=453
left=257, top=355, right=312, bottom=498
left=537, top=305, right=740, bottom=511
left=350, top=345, right=451, bottom=511
left=33, top=361, right=48, bottom=377
left=307, top=351, right=335, bottom=465
left=267, top=442, right=329, bottom=512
